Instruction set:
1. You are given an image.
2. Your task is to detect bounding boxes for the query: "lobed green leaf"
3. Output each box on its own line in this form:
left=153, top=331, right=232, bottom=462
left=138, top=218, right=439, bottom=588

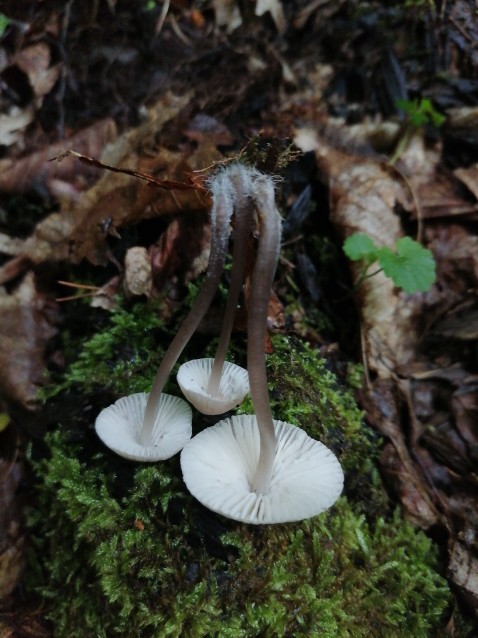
left=377, top=237, right=436, bottom=293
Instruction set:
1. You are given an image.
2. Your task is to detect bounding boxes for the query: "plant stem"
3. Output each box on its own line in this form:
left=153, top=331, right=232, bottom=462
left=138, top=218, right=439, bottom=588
left=140, top=173, right=234, bottom=446
left=247, top=175, right=282, bottom=494
left=207, top=166, right=253, bottom=396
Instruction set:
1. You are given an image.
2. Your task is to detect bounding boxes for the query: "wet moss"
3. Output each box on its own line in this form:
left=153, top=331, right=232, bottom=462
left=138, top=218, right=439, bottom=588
left=27, top=302, right=452, bottom=637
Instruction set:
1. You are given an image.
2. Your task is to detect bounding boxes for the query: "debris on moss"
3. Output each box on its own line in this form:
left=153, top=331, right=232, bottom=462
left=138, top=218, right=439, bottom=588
left=26, top=305, right=452, bottom=637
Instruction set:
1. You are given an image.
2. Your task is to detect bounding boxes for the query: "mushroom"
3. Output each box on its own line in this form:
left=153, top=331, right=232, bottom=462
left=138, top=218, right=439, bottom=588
left=181, top=415, right=344, bottom=524
left=140, top=170, right=236, bottom=446
left=96, top=392, right=192, bottom=461
left=95, top=170, right=235, bottom=460
left=177, top=358, right=249, bottom=415
left=181, top=168, right=344, bottom=522
left=176, top=165, right=254, bottom=415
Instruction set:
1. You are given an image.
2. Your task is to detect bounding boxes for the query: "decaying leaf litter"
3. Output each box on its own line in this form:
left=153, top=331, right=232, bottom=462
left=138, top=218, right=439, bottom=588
left=1, top=0, right=478, bottom=634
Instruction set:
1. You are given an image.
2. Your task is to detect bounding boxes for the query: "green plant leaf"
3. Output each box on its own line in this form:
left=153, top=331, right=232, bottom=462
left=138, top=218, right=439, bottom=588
left=0, top=413, right=10, bottom=432
left=377, top=237, right=436, bottom=293
left=0, top=14, right=11, bottom=37
left=396, top=98, right=445, bottom=129
left=343, top=233, right=379, bottom=264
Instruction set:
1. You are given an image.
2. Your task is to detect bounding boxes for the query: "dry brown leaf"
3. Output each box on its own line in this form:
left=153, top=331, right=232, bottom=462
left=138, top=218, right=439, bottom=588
left=151, top=216, right=210, bottom=294
left=0, top=427, right=24, bottom=601
left=454, top=164, right=478, bottom=201
left=295, top=127, right=421, bottom=375
left=0, top=536, right=25, bottom=601
left=0, top=234, right=24, bottom=258
left=0, top=273, right=57, bottom=409
left=452, top=386, right=478, bottom=455
left=212, top=0, right=242, bottom=32
left=255, top=0, right=286, bottom=33
left=184, top=114, right=234, bottom=146
left=13, top=43, right=61, bottom=102
left=363, top=380, right=440, bottom=529
left=0, top=93, right=215, bottom=283
left=428, top=224, right=478, bottom=294
left=448, top=541, right=478, bottom=611
left=414, top=166, right=478, bottom=221
left=0, top=118, right=117, bottom=195
left=89, top=276, right=121, bottom=311
left=0, top=107, right=35, bottom=148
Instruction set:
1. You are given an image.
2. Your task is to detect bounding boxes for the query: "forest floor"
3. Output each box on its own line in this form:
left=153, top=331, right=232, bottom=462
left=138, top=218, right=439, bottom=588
left=0, top=1, right=478, bottom=636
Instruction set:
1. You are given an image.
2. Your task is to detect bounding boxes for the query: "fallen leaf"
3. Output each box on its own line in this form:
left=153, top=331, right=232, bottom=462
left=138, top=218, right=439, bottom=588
left=184, top=114, right=234, bottom=146
left=0, top=426, right=24, bottom=601
left=255, top=0, right=286, bottom=33
left=151, top=216, right=210, bottom=294
left=0, top=234, right=24, bottom=257
left=295, top=128, right=419, bottom=375
left=363, top=380, right=440, bottom=529
left=448, top=540, right=478, bottom=611
left=0, top=93, right=214, bottom=282
left=454, top=164, right=478, bottom=200
left=13, top=42, right=61, bottom=102
left=0, top=273, right=57, bottom=410
left=0, top=106, right=34, bottom=147
left=0, top=118, right=117, bottom=194
left=0, top=536, right=25, bottom=600
left=212, top=0, right=242, bottom=32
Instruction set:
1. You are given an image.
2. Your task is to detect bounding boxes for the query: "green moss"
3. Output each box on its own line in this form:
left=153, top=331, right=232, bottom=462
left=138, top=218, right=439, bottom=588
left=42, top=301, right=170, bottom=399
left=27, top=431, right=450, bottom=637
left=27, top=310, right=452, bottom=636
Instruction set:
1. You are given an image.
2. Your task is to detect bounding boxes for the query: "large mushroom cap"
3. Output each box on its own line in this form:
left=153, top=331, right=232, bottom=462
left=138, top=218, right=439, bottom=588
left=177, top=358, right=249, bottom=415
left=95, top=392, right=192, bottom=461
left=180, top=415, right=344, bottom=524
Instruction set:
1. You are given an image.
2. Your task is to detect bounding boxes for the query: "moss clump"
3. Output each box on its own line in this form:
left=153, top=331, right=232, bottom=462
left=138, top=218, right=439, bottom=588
left=27, top=307, right=451, bottom=636
left=44, top=301, right=168, bottom=399
left=27, top=436, right=450, bottom=637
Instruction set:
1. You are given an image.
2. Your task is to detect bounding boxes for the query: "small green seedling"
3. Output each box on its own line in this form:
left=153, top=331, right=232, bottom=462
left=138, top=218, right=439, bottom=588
left=397, top=98, right=445, bottom=129
left=0, top=14, right=11, bottom=37
left=343, top=232, right=436, bottom=293
left=0, top=413, right=10, bottom=433
left=390, top=98, right=445, bottom=166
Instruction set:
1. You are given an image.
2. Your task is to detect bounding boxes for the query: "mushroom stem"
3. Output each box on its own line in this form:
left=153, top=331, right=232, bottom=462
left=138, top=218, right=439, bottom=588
left=207, top=167, right=253, bottom=397
left=140, top=173, right=234, bottom=446
left=247, top=176, right=282, bottom=494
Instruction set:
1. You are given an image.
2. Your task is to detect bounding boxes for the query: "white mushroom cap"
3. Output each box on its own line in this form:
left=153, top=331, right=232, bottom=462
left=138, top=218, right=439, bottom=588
left=180, top=415, right=344, bottom=524
left=95, top=392, right=192, bottom=461
left=177, top=358, right=249, bottom=415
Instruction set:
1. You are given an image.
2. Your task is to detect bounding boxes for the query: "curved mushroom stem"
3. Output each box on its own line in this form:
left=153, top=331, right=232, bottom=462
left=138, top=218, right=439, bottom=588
left=140, top=173, right=234, bottom=446
left=207, top=166, right=253, bottom=397
left=247, top=175, right=282, bottom=494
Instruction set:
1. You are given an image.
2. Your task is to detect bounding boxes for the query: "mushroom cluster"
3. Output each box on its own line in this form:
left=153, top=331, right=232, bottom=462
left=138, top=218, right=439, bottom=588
left=96, top=163, right=343, bottom=524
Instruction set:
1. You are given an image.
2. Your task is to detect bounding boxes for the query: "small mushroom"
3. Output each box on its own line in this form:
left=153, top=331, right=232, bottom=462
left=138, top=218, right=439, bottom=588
left=139, top=171, right=235, bottom=447
left=96, top=392, right=192, bottom=461
left=177, top=358, right=249, bottom=415
left=177, top=165, right=254, bottom=415
left=180, top=415, right=344, bottom=524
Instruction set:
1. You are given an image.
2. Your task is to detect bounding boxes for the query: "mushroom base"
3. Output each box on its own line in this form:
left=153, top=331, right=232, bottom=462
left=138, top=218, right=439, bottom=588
left=180, top=415, right=344, bottom=524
